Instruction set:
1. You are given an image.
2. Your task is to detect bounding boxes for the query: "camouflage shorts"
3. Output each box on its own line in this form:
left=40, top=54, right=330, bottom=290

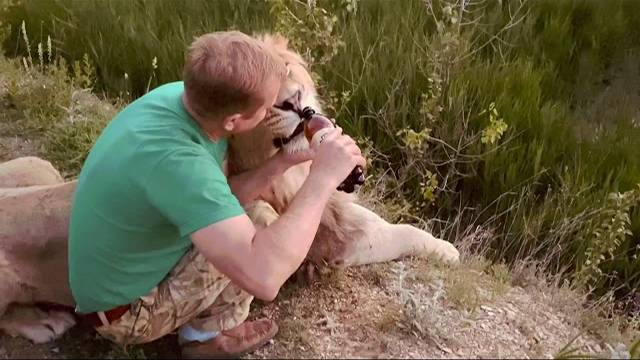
left=95, top=248, right=254, bottom=346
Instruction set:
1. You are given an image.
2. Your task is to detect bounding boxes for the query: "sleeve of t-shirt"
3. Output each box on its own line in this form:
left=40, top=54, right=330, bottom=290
left=143, top=146, right=246, bottom=238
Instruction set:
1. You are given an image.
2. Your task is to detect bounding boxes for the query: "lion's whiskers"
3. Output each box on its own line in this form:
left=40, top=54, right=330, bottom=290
left=284, top=136, right=310, bottom=155
left=264, top=113, right=303, bottom=138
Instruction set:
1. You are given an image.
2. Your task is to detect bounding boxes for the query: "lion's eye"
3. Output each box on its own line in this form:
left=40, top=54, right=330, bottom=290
left=281, top=101, right=294, bottom=111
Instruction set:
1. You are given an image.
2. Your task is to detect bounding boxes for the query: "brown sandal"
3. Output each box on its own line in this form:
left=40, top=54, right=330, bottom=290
left=180, top=318, right=278, bottom=359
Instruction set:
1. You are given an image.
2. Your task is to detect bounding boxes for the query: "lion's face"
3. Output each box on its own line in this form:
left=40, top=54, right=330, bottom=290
left=257, top=34, right=322, bottom=153
left=227, top=34, right=324, bottom=173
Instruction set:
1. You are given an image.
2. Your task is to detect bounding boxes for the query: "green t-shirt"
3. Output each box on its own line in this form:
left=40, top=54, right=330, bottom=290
left=68, top=81, right=245, bottom=314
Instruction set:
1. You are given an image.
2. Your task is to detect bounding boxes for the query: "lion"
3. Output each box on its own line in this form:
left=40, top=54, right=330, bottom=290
left=0, top=157, right=77, bottom=343
left=0, top=33, right=459, bottom=345
left=226, top=33, right=460, bottom=280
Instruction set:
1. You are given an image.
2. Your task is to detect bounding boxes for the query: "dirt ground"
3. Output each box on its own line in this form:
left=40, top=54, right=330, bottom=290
left=0, top=257, right=623, bottom=359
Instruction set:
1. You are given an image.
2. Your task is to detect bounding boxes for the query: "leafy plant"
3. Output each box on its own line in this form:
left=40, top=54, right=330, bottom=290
left=2, top=0, right=640, bottom=299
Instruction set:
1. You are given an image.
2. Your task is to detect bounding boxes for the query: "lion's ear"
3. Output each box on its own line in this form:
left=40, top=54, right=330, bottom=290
left=259, top=32, right=289, bottom=52
left=270, top=33, right=289, bottom=50
left=256, top=32, right=308, bottom=69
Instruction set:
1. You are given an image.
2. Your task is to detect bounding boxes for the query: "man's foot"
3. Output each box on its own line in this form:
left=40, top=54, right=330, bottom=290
left=180, top=319, right=278, bottom=359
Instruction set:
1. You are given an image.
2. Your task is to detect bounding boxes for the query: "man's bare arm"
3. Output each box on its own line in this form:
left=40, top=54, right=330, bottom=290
left=226, top=149, right=314, bottom=206
left=191, top=129, right=365, bottom=301
left=191, top=172, right=333, bottom=300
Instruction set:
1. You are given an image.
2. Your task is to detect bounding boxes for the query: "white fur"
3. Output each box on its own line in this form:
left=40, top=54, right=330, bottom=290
left=0, top=305, right=75, bottom=344
left=228, top=34, right=460, bottom=273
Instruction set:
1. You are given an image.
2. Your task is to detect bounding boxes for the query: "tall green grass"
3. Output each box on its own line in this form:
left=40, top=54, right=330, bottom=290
left=2, top=0, right=640, bottom=301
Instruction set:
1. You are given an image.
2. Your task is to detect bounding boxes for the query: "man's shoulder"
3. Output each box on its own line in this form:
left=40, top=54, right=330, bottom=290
left=77, top=80, right=225, bottom=187
left=138, top=81, right=184, bottom=101
left=117, top=81, right=185, bottom=120
left=145, top=81, right=184, bottom=101
left=99, top=81, right=198, bottom=150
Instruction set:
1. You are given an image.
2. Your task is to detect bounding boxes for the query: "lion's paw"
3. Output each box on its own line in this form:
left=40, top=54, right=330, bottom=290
left=38, top=311, right=76, bottom=337
left=434, top=241, right=460, bottom=265
left=245, top=200, right=279, bottom=229
left=0, top=307, right=76, bottom=344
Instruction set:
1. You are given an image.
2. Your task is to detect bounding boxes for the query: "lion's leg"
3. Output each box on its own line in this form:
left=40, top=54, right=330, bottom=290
left=0, top=181, right=76, bottom=250
left=338, top=203, right=460, bottom=267
left=0, top=157, right=64, bottom=188
left=245, top=200, right=280, bottom=229
left=0, top=180, right=77, bottom=343
left=0, top=181, right=77, bottom=308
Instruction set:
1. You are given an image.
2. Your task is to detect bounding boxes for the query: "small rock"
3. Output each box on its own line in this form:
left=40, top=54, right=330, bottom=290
left=441, top=345, right=453, bottom=354
left=480, top=305, right=494, bottom=312
left=51, top=348, right=59, bottom=353
left=535, top=329, right=547, bottom=341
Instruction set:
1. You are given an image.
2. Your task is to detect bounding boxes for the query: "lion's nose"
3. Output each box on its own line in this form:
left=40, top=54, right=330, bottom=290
left=274, top=90, right=303, bottom=115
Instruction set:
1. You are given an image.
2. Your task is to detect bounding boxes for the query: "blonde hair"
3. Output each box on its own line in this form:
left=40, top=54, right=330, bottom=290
left=183, top=31, right=287, bottom=120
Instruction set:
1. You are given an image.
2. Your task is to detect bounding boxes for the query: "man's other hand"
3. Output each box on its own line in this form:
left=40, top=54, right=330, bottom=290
left=309, top=128, right=366, bottom=190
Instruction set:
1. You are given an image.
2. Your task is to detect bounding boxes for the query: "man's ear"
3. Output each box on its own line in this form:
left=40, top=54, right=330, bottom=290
left=223, top=114, right=241, bottom=132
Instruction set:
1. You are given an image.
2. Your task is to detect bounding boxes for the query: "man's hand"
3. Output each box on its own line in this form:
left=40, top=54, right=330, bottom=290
left=309, top=128, right=366, bottom=189
left=227, top=147, right=313, bottom=206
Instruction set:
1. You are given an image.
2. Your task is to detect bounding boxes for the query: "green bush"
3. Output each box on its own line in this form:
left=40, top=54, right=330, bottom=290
left=0, top=51, right=117, bottom=176
left=2, top=0, right=639, bottom=299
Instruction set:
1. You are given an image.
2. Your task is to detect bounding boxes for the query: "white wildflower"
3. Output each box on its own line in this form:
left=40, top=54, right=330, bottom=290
left=21, top=20, right=32, bottom=64
left=47, top=35, right=52, bottom=63
left=37, top=42, right=43, bottom=68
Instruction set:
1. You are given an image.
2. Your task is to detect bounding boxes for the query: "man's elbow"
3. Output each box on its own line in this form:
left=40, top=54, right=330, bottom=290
left=248, top=278, right=281, bottom=302
left=245, top=274, right=282, bottom=302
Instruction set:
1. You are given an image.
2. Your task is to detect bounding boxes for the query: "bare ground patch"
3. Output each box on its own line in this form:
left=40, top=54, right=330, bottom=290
left=0, top=250, right=635, bottom=359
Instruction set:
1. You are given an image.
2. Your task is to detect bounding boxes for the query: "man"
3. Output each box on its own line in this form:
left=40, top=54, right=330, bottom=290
left=68, top=31, right=365, bottom=358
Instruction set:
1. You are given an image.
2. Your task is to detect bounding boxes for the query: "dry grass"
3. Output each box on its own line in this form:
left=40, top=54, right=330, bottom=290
left=277, top=318, right=315, bottom=354
left=444, top=268, right=485, bottom=313
left=375, top=301, right=405, bottom=333
left=0, top=36, right=118, bottom=177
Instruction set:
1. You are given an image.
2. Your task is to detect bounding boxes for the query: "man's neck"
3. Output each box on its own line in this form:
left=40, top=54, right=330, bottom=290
left=181, top=94, right=226, bottom=141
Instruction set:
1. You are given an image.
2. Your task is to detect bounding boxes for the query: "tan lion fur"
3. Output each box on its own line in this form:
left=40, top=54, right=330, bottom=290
left=0, top=157, right=76, bottom=343
left=228, top=34, right=460, bottom=270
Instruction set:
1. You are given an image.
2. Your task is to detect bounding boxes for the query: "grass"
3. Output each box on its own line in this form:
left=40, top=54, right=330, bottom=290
left=0, top=54, right=118, bottom=177
left=2, top=22, right=640, bottom=357
left=1, top=0, right=640, bottom=307
left=444, top=268, right=484, bottom=313
left=277, top=317, right=315, bottom=353
left=375, top=301, right=404, bottom=333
